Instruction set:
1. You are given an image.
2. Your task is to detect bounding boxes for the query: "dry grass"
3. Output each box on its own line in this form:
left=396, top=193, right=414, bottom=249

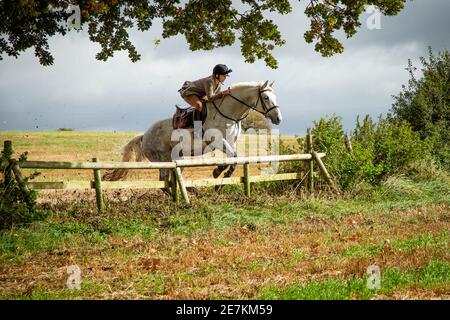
left=1, top=202, right=448, bottom=299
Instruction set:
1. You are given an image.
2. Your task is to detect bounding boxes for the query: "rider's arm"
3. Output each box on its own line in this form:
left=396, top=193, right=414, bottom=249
left=208, top=87, right=231, bottom=101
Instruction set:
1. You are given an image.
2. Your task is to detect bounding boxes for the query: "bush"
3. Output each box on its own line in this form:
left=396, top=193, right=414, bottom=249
left=372, top=118, right=431, bottom=178
left=389, top=48, right=449, bottom=168
left=312, top=115, right=431, bottom=190
left=0, top=151, right=48, bottom=230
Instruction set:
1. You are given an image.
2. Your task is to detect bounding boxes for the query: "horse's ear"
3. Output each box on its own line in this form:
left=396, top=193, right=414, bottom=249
left=262, top=80, right=269, bottom=89
left=270, top=81, right=275, bottom=87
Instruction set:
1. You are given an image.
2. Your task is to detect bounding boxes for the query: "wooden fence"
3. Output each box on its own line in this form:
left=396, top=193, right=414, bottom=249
left=1, top=132, right=337, bottom=211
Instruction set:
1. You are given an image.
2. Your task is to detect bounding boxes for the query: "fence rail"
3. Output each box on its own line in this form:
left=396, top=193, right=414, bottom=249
left=2, top=130, right=337, bottom=211
left=19, top=153, right=324, bottom=170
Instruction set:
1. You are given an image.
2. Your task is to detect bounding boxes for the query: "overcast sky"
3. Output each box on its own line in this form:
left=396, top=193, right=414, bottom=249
left=0, top=0, right=449, bottom=135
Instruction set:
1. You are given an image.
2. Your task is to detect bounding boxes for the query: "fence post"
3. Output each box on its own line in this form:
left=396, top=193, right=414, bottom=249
left=311, top=151, right=339, bottom=194
left=171, top=168, right=179, bottom=204
left=244, top=162, right=251, bottom=196
left=2, top=140, right=13, bottom=188
left=174, top=167, right=190, bottom=205
left=92, top=158, right=104, bottom=212
left=11, top=160, right=31, bottom=197
left=306, top=129, right=314, bottom=193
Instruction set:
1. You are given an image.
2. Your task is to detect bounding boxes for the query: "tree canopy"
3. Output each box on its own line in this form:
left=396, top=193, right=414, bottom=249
left=0, top=0, right=407, bottom=68
left=389, top=48, right=450, bottom=168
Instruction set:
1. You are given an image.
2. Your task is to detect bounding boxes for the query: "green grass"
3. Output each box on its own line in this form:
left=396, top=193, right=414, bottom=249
left=341, top=231, right=449, bottom=259
left=0, top=221, right=110, bottom=260
left=0, top=281, right=110, bottom=300
left=393, top=231, right=449, bottom=250
left=1, top=177, right=448, bottom=261
left=259, top=260, right=450, bottom=300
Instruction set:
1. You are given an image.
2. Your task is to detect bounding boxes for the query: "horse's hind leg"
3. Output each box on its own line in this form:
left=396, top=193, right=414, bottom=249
left=215, top=163, right=237, bottom=193
left=213, top=165, right=228, bottom=178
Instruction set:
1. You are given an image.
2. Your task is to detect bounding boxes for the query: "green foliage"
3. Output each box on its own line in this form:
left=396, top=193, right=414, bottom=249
left=371, top=118, right=431, bottom=177
left=259, top=260, right=450, bottom=300
left=304, top=0, right=406, bottom=57
left=0, top=1, right=407, bottom=68
left=0, top=151, right=47, bottom=230
left=390, top=48, right=450, bottom=168
left=312, top=115, right=364, bottom=189
left=312, top=115, right=430, bottom=190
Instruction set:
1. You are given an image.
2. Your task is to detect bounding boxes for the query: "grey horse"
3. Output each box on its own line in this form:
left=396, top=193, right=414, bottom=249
left=103, top=80, right=282, bottom=193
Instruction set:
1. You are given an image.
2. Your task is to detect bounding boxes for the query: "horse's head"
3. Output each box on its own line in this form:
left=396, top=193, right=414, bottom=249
left=257, top=80, right=282, bottom=125
left=228, top=80, right=282, bottom=125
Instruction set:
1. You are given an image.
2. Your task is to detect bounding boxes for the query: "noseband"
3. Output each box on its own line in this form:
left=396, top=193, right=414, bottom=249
left=211, top=88, right=280, bottom=123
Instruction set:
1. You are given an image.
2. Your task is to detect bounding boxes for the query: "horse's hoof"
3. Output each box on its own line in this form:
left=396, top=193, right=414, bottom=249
left=213, top=168, right=222, bottom=178
left=160, top=188, right=171, bottom=196
left=186, top=187, right=200, bottom=196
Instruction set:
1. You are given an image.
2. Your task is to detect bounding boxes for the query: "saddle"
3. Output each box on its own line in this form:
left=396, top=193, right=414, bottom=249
left=172, top=105, right=195, bottom=129
left=172, top=102, right=208, bottom=130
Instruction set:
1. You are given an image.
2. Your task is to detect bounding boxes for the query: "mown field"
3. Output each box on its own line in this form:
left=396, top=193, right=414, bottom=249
left=0, top=131, right=449, bottom=300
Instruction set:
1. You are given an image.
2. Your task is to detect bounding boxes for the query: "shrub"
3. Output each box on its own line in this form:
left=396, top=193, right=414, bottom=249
left=372, top=118, right=431, bottom=178
left=389, top=48, right=449, bottom=168
left=0, top=151, right=48, bottom=230
left=311, top=114, right=431, bottom=190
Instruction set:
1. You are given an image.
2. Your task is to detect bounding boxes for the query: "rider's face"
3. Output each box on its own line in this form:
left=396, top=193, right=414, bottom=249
left=218, top=74, right=226, bottom=83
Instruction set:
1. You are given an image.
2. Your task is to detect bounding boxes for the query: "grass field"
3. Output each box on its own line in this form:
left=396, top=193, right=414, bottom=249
left=0, top=131, right=449, bottom=300
left=0, top=131, right=301, bottom=182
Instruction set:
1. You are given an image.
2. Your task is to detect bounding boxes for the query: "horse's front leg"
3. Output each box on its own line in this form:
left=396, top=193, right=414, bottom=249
left=213, top=165, right=228, bottom=178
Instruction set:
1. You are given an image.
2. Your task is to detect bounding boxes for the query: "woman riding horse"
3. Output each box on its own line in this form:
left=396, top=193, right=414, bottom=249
left=178, top=64, right=233, bottom=112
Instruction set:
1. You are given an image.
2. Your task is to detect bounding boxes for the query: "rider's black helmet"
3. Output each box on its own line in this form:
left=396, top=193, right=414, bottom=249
left=213, top=64, right=232, bottom=76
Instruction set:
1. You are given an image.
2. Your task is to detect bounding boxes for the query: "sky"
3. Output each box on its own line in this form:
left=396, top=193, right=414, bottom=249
left=0, top=0, right=449, bottom=135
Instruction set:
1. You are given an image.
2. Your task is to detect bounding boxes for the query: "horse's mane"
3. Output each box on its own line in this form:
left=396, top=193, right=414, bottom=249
left=230, top=81, right=266, bottom=90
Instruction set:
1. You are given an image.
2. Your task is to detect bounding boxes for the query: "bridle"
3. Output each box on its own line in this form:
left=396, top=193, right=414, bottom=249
left=211, top=88, right=280, bottom=123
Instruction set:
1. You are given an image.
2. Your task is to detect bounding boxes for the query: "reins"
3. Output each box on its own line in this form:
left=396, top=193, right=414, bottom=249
left=211, top=88, right=279, bottom=123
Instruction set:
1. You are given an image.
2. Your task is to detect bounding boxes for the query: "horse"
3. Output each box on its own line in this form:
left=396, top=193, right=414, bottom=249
left=102, top=80, right=282, bottom=193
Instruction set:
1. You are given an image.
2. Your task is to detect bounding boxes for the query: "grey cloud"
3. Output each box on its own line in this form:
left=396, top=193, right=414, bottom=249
left=0, top=0, right=448, bottom=136
left=342, top=0, right=450, bottom=51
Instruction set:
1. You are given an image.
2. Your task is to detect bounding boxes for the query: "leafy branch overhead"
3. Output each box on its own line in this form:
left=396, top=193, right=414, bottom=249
left=0, top=0, right=407, bottom=68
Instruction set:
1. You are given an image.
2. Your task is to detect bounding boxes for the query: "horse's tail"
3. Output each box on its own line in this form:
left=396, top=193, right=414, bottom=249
left=102, top=134, right=146, bottom=181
